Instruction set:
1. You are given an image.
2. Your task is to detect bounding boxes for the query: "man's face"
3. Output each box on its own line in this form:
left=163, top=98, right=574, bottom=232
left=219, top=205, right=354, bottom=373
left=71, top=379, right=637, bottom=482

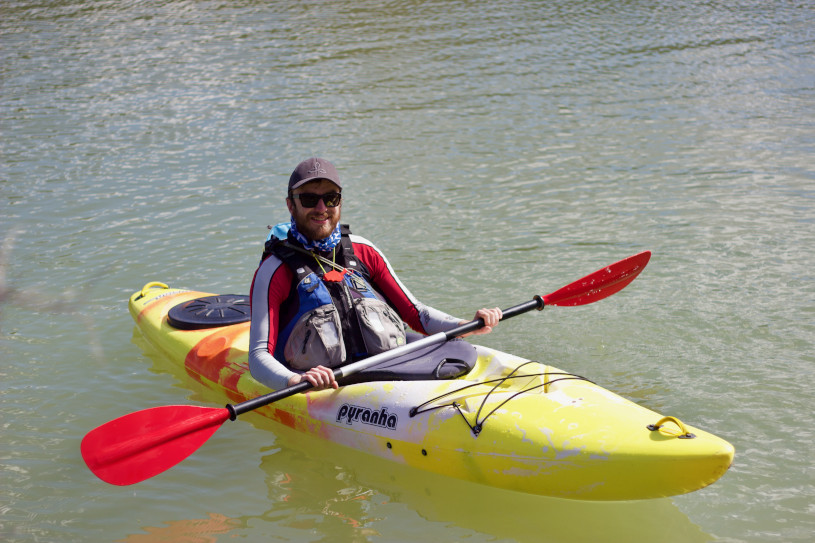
left=287, top=178, right=342, bottom=242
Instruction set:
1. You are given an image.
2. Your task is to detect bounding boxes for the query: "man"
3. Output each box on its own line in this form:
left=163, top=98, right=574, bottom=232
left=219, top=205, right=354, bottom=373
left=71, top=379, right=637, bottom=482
left=249, top=157, right=501, bottom=391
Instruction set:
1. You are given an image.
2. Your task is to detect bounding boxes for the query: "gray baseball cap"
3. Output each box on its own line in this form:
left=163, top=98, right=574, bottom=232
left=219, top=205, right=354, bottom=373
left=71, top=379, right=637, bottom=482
left=288, top=158, right=341, bottom=191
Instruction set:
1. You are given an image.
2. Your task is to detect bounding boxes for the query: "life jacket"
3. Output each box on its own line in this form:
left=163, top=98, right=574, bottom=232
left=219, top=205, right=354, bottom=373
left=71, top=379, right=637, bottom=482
left=263, top=224, right=407, bottom=371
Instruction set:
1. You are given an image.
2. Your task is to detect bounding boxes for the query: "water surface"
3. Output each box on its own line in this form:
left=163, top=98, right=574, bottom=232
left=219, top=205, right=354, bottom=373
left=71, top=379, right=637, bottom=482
left=2, top=1, right=814, bottom=542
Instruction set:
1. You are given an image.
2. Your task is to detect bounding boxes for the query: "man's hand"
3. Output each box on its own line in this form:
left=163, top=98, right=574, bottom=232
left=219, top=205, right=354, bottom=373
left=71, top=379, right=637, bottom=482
left=288, top=365, right=339, bottom=390
left=460, top=307, right=503, bottom=336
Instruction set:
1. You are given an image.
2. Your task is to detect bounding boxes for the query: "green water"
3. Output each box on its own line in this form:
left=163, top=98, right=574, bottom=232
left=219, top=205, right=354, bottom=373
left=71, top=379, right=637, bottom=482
left=2, top=1, right=813, bottom=541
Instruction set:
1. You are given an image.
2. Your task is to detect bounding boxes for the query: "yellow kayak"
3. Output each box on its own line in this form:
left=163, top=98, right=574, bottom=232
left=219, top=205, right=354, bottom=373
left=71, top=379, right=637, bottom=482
left=128, top=281, right=733, bottom=500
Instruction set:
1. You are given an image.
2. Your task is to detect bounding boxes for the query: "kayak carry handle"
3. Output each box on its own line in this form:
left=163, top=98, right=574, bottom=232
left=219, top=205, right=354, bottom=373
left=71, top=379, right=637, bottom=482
left=647, top=416, right=696, bottom=439
left=138, top=281, right=169, bottom=299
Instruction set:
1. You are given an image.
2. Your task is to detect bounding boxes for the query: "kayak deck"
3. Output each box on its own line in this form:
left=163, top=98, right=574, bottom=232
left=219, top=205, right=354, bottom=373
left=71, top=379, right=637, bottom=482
left=129, top=283, right=734, bottom=500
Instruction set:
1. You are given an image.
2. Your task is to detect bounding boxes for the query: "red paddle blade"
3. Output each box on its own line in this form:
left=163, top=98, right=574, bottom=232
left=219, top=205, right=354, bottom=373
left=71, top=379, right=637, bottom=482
left=543, top=250, right=651, bottom=307
left=81, top=405, right=230, bottom=486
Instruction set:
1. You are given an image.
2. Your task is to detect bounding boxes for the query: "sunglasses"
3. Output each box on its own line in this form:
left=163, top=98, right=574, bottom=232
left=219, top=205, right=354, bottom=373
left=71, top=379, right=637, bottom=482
left=291, top=191, right=342, bottom=208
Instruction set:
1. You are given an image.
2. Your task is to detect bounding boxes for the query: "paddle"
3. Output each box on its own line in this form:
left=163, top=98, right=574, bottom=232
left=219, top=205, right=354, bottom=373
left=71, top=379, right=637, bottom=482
left=81, top=250, right=651, bottom=486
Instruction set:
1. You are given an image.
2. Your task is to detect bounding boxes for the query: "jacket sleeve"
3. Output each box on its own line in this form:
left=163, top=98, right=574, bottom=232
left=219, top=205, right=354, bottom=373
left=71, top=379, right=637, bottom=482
left=248, top=255, right=298, bottom=390
left=350, top=235, right=461, bottom=335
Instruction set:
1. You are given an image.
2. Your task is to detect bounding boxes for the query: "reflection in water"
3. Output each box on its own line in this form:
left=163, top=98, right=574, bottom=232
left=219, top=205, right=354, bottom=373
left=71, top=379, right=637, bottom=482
left=247, top=414, right=711, bottom=543
left=119, top=512, right=241, bottom=543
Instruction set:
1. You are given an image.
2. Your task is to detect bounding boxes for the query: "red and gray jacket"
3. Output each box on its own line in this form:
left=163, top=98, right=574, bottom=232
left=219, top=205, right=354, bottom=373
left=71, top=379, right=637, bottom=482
left=248, top=224, right=461, bottom=390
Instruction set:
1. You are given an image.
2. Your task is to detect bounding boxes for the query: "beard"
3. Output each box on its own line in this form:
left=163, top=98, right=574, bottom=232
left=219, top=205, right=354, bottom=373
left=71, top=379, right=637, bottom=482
left=291, top=205, right=341, bottom=241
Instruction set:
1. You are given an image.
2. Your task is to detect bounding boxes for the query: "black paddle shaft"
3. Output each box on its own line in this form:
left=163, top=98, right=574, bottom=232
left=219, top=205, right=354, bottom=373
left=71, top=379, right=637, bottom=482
left=447, top=296, right=544, bottom=338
